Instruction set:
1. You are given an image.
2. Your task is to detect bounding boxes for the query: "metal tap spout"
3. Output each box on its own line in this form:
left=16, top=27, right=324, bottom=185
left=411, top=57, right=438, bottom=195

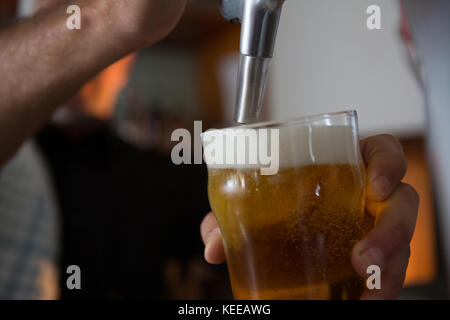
left=221, top=0, right=285, bottom=123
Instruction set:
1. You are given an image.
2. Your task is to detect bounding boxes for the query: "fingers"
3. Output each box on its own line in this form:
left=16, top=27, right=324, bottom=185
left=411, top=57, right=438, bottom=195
left=200, top=212, right=218, bottom=244
left=200, top=212, right=226, bottom=264
left=360, top=246, right=410, bottom=300
left=356, top=135, right=416, bottom=299
left=352, top=183, right=419, bottom=277
left=361, top=134, right=407, bottom=202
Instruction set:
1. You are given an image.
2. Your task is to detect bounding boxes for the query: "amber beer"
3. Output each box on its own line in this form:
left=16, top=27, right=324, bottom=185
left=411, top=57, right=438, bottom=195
left=203, top=111, right=372, bottom=300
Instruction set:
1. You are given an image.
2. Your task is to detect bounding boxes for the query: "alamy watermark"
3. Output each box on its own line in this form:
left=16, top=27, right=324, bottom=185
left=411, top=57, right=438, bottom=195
left=65, top=4, right=381, bottom=31
left=171, top=121, right=280, bottom=175
left=367, top=5, right=382, bottom=30
left=367, top=264, right=381, bottom=290
left=66, top=5, right=81, bottom=30
left=66, top=265, right=81, bottom=290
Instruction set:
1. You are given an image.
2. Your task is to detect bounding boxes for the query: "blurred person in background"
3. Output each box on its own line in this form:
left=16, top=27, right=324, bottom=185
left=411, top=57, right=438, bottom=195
left=5, top=0, right=219, bottom=300
left=0, top=0, right=188, bottom=299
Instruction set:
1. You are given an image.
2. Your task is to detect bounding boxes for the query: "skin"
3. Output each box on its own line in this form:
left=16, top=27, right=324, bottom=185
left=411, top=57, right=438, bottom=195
left=200, top=134, right=419, bottom=300
left=0, top=0, right=185, bottom=299
left=0, top=0, right=188, bottom=165
left=0, top=0, right=418, bottom=299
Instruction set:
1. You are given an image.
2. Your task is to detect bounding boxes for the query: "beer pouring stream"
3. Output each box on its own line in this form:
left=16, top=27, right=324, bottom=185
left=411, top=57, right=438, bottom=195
left=220, top=0, right=285, bottom=123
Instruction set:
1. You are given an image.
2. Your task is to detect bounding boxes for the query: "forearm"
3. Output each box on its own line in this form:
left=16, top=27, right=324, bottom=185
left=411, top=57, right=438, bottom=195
left=0, top=0, right=136, bottom=165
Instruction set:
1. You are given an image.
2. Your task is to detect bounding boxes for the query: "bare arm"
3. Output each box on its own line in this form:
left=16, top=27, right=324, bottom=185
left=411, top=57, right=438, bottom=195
left=0, top=0, right=187, bottom=165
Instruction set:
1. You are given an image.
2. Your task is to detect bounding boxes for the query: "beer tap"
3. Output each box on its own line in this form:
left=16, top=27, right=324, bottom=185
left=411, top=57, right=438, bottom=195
left=220, top=0, right=285, bottom=123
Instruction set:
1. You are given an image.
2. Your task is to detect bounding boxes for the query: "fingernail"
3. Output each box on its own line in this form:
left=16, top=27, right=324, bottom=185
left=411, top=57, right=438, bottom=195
left=360, top=247, right=385, bottom=271
left=204, top=228, right=221, bottom=261
left=372, top=176, right=391, bottom=199
left=205, top=227, right=220, bottom=247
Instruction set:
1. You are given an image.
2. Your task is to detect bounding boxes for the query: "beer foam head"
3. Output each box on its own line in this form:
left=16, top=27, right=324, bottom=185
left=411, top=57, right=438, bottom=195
left=202, top=123, right=361, bottom=171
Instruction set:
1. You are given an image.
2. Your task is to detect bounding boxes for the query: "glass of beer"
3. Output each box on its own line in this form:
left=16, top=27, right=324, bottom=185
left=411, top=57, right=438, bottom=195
left=201, top=110, right=372, bottom=300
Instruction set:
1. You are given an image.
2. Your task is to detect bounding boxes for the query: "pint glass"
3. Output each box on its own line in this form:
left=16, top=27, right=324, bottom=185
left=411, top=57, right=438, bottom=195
left=201, top=111, right=372, bottom=300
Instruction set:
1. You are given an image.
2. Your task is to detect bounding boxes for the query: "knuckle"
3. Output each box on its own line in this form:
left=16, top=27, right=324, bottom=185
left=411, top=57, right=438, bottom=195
left=379, top=133, right=396, bottom=142
left=396, top=148, right=407, bottom=173
left=375, top=134, right=400, bottom=149
left=390, top=221, right=413, bottom=248
left=365, top=135, right=407, bottom=170
left=381, top=135, right=407, bottom=175
left=400, top=183, right=420, bottom=208
left=397, top=152, right=408, bottom=178
left=400, top=156, right=408, bottom=177
left=380, top=134, right=402, bottom=149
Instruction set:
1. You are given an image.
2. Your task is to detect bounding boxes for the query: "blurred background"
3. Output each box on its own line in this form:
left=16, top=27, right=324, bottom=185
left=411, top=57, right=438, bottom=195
left=0, top=0, right=448, bottom=299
